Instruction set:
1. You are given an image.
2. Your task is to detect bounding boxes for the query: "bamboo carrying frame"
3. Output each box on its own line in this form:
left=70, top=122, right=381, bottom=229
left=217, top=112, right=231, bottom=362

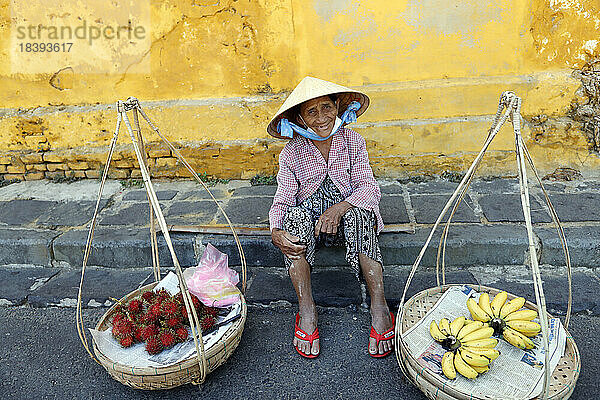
left=76, top=97, right=248, bottom=389
left=394, top=92, right=581, bottom=400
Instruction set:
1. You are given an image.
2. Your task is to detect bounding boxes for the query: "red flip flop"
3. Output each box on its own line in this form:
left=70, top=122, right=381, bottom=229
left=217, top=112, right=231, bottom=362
left=294, top=313, right=320, bottom=359
left=369, top=312, right=395, bottom=358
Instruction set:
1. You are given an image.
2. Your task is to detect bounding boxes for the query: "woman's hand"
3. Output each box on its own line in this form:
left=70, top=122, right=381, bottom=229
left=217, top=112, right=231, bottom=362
left=314, top=201, right=352, bottom=236
left=271, top=228, right=306, bottom=260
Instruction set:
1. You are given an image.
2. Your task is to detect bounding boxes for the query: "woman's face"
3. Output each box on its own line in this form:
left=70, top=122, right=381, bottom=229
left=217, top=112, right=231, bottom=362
left=297, top=96, right=338, bottom=138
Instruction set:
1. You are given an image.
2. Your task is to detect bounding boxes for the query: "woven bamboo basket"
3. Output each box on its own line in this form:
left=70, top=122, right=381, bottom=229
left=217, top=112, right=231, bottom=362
left=399, top=285, right=580, bottom=400
left=77, top=97, right=248, bottom=389
left=394, top=93, right=581, bottom=400
left=93, top=283, right=247, bottom=390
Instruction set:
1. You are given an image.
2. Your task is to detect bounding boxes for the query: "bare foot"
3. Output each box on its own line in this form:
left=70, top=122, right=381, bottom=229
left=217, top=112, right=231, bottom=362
left=293, top=308, right=320, bottom=357
left=369, top=305, right=394, bottom=356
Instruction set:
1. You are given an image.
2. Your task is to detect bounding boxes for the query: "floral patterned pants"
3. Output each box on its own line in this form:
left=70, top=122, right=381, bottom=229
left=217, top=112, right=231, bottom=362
left=283, top=176, right=383, bottom=281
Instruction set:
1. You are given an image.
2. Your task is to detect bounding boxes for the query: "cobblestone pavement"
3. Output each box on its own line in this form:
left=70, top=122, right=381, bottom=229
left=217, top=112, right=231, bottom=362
left=1, top=177, right=600, bottom=270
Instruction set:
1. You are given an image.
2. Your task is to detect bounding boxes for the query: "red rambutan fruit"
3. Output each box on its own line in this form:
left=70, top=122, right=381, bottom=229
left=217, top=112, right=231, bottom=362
left=118, top=320, right=135, bottom=336
left=160, top=330, right=177, bottom=349
left=127, top=299, right=143, bottom=314
left=191, top=295, right=202, bottom=310
left=111, top=325, right=121, bottom=338
left=166, top=317, right=182, bottom=328
left=205, top=307, right=218, bottom=317
left=112, top=312, right=126, bottom=324
left=145, top=336, right=163, bottom=355
left=134, top=325, right=145, bottom=342
left=148, top=302, right=162, bottom=317
left=161, top=300, right=179, bottom=317
left=141, top=291, right=155, bottom=303
left=119, top=335, right=134, bottom=348
left=175, top=326, right=188, bottom=342
left=156, top=289, right=170, bottom=301
left=141, top=311, right=157, bottom=324
left=201, top=315, right=216, bottom=331
left=141, top=324, right=159, bottom=341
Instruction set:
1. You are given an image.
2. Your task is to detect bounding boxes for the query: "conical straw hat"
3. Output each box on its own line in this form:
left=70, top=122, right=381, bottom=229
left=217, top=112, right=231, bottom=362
left=267, top=76, right=370, bottom=138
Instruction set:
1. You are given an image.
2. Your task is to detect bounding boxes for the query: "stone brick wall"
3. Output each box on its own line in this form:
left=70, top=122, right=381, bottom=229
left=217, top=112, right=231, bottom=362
left=0, top=141, right=283, bottom=182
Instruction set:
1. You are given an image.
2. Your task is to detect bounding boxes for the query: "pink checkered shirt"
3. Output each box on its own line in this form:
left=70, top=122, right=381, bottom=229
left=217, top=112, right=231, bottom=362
left=269, top=127, right=383, bottom=233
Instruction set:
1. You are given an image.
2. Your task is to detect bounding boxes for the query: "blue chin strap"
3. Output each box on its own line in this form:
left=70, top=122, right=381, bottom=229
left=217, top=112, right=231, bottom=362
left=277, top=101, right=361, bottom=141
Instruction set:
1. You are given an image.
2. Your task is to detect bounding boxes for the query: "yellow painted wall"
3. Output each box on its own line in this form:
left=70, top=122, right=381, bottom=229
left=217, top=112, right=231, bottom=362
left=0, top=0, right=599, bottom=180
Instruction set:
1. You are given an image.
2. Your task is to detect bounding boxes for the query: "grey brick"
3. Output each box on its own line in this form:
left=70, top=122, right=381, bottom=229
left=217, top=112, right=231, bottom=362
left=411, top=194, right=479, bottom=223
left=0, top=266, right=60, bottom=305
left=547, top=193, right=600, bottom=221
left=123, top=190, right=178, bottom=201
left=233, top=185, right=277, bottom=197
left=216, top=197, right=271, bottom=225
left=52, top=228, right=197, bottom=268
left=0, top=200, right=57, bottom=225
left=28, top=267, right=152, bottom=308
left=538, top=226, right=600, bottom=267
left=479, top=194, right=551, bottom=223
left=0, top=228, right=57, bottom=266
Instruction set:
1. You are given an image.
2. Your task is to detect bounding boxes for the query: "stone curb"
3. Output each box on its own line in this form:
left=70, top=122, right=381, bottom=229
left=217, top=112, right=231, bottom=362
left=1, top=223, right=600, bottom=269
left=1, top=265, right=598, bottom=316
left=2, top=179, right=600, bottom=274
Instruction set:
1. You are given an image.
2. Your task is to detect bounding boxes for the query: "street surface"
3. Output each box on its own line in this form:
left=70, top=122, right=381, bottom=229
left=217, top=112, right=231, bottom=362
left=1, top=306, right=596, bottom=400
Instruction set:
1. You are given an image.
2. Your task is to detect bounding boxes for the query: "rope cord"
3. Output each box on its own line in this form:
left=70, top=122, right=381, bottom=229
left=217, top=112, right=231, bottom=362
left=120, top=102, right=208, bottom=384
left=521, top=144, right=573, bottom=328
left=131, top=108, right=161, bottom=283
left=394, top=92, right=571, bottom=400
left=435, top=98, right=507, bottom=287
left=135, top=105, right=247, bottom=293
left=76, top=97, right=248, bottom=385
left=512, top=96, right=551, bottom=398
left=76, top=112, right=121, bottom=365
left=395, top=101, right=513, bottom=377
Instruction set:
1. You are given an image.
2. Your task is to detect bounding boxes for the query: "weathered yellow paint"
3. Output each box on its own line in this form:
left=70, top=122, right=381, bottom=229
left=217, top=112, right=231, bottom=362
left=0, top=0, right=599, bottom=179
left=528, top=0, right=600, bottom=69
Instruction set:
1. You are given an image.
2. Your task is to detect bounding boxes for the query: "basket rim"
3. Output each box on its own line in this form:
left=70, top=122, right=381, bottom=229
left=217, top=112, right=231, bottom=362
left=92, top=282, right=247, bottom=376
left=396, top=283, right=581, bottom=400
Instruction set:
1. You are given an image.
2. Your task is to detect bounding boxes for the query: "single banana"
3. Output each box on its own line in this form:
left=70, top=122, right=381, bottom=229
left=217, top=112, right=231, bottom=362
left=478, top=293, right=494, bottom=318
left=461, top=338, right=499, bottom=349
left=510, top=328, right=536, bottom=349
left=460, top=326, right=494, bottom=343
left=459, top=349, right=491, bottom=367
left=500, top=297, right=526, bottom=319
left=457, top=320, right=484, bottom=340
left=503, top=327, right=526, bottom=349
left=430, top=320, right=447, bottom=341
left=504, top=309, right=538, bottom=322
left=450, top=316, right=466, bottom=337
left=465, top=347, right=500, bottom=360
left=439, top=318, right=451, bottom=336
left=441, top=351, right=456, bottom=379
left=490, top=291, right=508, bottom=317
left=454, top=349, right=478, bottom=379
left=506, top=320, right=541, bottom=337
left=471, top=365, right=489, bottom=374
left=467, top=298, right=491, bottom=322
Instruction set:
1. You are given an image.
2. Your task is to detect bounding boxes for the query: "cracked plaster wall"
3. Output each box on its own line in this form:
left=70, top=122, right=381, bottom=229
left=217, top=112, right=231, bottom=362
left=0, top=0, right=599, bottom=179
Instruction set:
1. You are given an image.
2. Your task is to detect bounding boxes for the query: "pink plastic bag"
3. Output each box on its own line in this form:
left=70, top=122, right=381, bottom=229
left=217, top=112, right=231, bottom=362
left=186, top=243, right=240, bottom=307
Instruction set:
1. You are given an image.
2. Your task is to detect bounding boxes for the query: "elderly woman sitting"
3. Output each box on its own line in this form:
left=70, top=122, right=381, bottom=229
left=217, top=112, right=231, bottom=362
left=267, top=77, right=394, bottom=359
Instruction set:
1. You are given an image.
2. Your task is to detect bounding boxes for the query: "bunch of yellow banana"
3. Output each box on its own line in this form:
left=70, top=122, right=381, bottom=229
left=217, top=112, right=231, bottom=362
left=466, top=291, right=541, bottom=350
left=429, top=316, right=500, bottom=380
